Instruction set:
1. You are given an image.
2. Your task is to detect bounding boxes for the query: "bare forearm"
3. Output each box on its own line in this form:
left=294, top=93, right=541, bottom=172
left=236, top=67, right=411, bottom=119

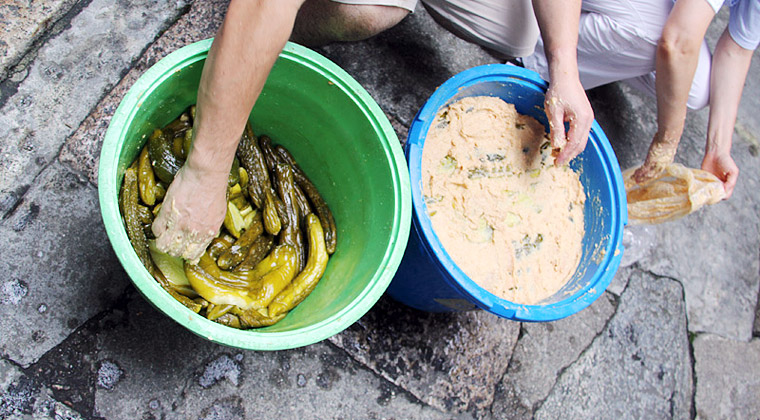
left=188, top=0, right=305, bottom=175
left=532, top=0, right=581, bottom=84
left=706, top=29, right=752, bottom=156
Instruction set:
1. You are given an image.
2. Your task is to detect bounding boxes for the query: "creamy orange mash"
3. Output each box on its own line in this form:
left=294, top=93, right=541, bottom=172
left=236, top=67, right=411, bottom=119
left=421, top=96, right=586, bottom=304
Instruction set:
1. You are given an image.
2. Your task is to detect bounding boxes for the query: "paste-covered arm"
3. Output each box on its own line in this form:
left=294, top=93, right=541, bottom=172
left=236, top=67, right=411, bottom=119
left=531, top=0, right=593, bottom=165
left=152, top=0, right=306, bottom=262
left=633, top=0, right=715, bottom=184
left=701, top=27, right=753, bottom=199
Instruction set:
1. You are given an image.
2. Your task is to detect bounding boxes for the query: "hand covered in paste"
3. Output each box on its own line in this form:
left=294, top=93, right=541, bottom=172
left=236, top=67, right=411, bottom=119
left=152, top=163, right=228, bottom=263
left=544, top=78, right=593, bottom=165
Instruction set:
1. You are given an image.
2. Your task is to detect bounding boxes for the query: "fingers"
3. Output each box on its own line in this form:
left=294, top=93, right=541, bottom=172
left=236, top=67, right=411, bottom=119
left=632, top=161, right=663, bottom=185
left=557, top=116, right=592, bottom=166
left=545, top=96, right=567, bottom=150
left=722, top=166, right=739, bottom=199
left=151, top=206, right=169, bottom=238
left=544, top=84, right=594, bottom=166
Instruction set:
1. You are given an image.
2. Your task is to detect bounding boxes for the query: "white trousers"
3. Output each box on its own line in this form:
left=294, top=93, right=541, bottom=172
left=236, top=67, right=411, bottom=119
left=522, top=0, right=712, bottom=110
left=332, top=0, right=540, bottom=58
left=331, top=0, right=712, bottom=109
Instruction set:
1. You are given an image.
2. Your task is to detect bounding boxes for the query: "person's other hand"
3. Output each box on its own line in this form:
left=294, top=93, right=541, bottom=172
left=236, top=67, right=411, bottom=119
left=701, top=150, right=738, bottom=199
left=151, top=164, right=228, bottom=263
left=633, top=133, right=679, bottom=184
left=544, top=78, right=594, bottom=165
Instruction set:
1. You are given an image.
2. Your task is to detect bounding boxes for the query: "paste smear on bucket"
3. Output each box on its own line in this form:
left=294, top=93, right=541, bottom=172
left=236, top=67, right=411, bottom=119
left=421, top=96, right=586, bottom=304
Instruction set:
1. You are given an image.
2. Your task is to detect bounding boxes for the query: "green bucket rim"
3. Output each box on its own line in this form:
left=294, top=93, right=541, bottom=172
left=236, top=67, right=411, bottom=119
left=98, top=39, right=411, bottom=350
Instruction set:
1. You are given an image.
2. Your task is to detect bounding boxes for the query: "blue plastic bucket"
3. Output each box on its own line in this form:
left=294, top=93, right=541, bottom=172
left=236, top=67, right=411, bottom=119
left=387, top=64, right=627, bottom=322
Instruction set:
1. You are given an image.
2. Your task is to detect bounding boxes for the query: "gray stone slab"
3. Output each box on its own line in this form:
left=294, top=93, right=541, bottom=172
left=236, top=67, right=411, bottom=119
left=534, top=271, right=693, bottom=420
left=0, top=358, right=84, bottom=419
left=0, top=0, right=189, bottom=218
left=328, top=296, right=519, bottom=417
left=492, top=292, right=616, bottom=417
left=641, top=199, right=759, bottom=341
left=60, top=0, right=229, bottom=185
left=0, top=162, right=128, bottom=367
left=92, top=295, right=471, bottom=420
left=693, top=334, right=760, bottom=420
left=0, top=0, right=79, bottom=78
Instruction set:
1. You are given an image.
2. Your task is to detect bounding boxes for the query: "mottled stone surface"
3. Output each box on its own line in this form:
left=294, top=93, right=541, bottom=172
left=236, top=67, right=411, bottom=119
left=0, top=358, right=83, bottom=419
left=60, top=0, right=229, bottom=185
left=91, top=295, right=472, bottom=420
left=694, top=334, right=760, bottom=420
left=0, top=0, right=189, bottom=218
left=0, top=0, right=79, bottom=77
left=535, top=271, right=693, bottom=420
left=0, top=162, right=128, bottom=367
left=494, top=292, right=616, bottom=416
left=329, top=296, right=519, bottom=417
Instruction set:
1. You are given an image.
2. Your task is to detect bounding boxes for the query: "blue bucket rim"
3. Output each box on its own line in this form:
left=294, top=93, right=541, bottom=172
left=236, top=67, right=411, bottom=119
left=405, top=63, right=627, bottom=321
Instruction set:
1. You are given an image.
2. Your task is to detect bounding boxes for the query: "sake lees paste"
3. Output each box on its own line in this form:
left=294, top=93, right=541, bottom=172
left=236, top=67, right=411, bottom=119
left=421, top=96, right=586, bottom=304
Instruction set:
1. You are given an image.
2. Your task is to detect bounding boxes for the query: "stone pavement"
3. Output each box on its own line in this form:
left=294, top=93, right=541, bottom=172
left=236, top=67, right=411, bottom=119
left=1, top=1, right=758, bottom=419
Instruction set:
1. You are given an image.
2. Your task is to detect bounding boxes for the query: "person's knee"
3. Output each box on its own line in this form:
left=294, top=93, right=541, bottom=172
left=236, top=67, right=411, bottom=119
left=294, top=1, right=410, bottom=45
left=334, top=4, right=410, bottom=41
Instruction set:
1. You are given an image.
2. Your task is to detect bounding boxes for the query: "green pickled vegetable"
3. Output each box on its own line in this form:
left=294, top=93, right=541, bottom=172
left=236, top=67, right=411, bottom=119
left=234, top=234, right=274, bottom=272
left=185, top=259, right=255, bottom=308
left=206, top=303, right=235, bottom=321
left=259, top=135, right=282, bottom=171
left=217, top=211, right=264, bottom=270
left=236, top=123, right=268, bottom=209
left=148, top=128, right=184, bottom=184
left=228, top=157, right=241, bottom=188
left=123, top=107, right=337, bottom=329
left=137, top=146, right=157, bottom=206
left=274, top=145, right=337, bottom=254
left=120, top=167, right=156, bottom=275
left=243, top=244, right=298, bottom=309
left=208, top=233, right=235, bottom=260
left=274, top=163, right=305, bottom=271
left=232, top=307, right=286, bottom=328
left=269, top=214, right=329, bottom=317
left=262, top=189, right=282, bottom=235
left=185, top=245, right=297, bottom=310
left=149, top=240, right=196, bottom=297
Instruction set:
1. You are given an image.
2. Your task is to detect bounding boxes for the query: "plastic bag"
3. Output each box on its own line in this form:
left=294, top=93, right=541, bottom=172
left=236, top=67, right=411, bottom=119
left=623, top=163, right=725, bottom=225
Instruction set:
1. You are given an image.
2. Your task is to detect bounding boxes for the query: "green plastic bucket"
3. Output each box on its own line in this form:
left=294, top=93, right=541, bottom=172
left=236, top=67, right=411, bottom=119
left=98, top=39, right=411, bottom=350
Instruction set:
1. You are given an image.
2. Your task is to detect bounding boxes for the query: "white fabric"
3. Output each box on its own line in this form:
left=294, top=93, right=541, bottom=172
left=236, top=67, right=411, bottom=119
left=522, top=0, right=714, bottom=110
left=728, top=0, right=760, bottom=50
left=704, top=0, right=725, bottom=13
left=331, top=0, right=539, bottom=57
left=421, top=0, right=540, bottom=58
left=330, top=0, right=419, bottom=12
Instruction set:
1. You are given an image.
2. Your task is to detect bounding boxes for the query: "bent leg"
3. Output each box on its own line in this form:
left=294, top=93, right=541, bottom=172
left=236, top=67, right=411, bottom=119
left=291, top=0, right=416, bottom=46
left=421, top=0, right=539, bottom=59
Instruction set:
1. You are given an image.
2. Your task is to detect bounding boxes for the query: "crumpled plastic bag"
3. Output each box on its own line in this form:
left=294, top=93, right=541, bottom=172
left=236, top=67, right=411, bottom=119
left=623, top=163, right=725, bottom=225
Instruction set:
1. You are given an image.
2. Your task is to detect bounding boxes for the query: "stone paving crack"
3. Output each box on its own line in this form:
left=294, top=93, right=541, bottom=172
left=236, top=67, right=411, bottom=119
left=532, top=290, right=623, bottom=414
left=0, top=0, right=94, bottom=107
left=16, top=284, right=133, bottom=419
left=323, top=339, right=452, bottom=416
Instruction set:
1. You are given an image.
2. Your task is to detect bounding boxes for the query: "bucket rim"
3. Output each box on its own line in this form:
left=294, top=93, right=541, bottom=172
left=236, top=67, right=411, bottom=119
left=98, top=39, right=412, bottom=349
left=405, top=64, right=627, bottom=321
